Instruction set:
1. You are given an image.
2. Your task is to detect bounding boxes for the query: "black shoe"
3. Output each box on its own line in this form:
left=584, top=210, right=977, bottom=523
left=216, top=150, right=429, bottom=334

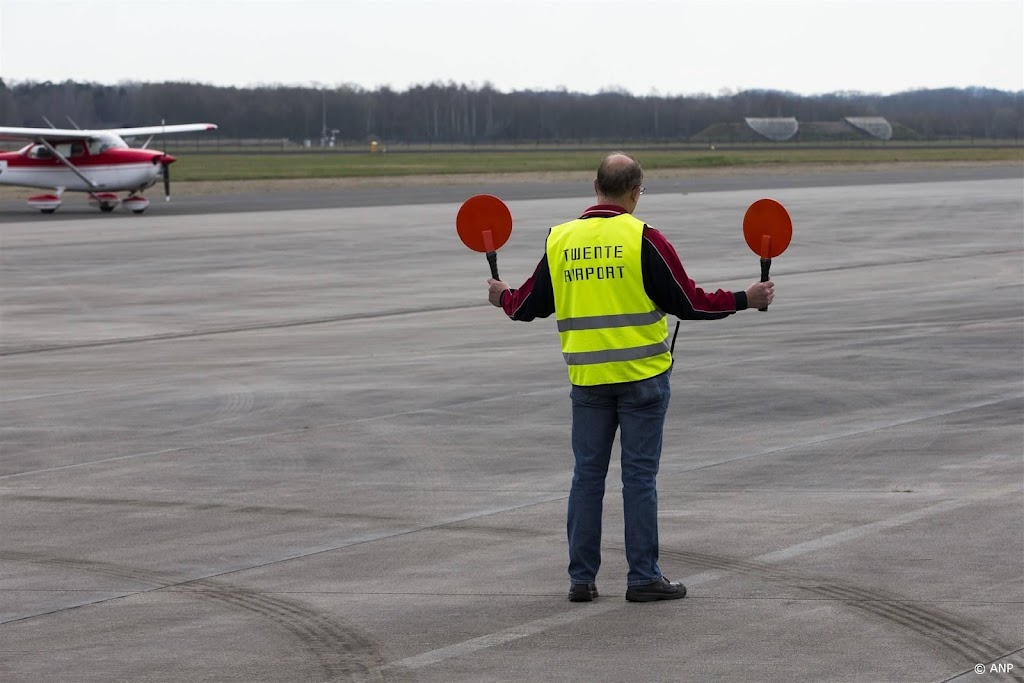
left=568, top=583, right=599, bottom=602
left=625, top=576, right=687, bottom=603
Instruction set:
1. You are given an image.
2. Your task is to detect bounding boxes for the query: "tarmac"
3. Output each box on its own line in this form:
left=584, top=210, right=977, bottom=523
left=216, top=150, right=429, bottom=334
left=1, top=164, right=1022, bottom=682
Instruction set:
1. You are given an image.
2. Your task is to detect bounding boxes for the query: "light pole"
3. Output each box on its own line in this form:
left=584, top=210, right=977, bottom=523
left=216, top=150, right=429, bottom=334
left=320, top=90, right=327, bottom=147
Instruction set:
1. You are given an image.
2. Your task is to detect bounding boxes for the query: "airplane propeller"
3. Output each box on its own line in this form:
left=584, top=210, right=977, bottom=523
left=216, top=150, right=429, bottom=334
left=162, top=158, right=171, bottom=201
left=153, top=153, right=175, bottom=201
left=160, top=118, right=170, bottom=201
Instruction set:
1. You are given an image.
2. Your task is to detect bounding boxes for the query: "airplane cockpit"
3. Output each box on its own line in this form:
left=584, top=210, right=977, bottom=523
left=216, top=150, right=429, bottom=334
left=19, top=134, right=128, bottom=160
left=22, top=138, right=112, bottom=160
left=24, top=141, right=89, bottom=160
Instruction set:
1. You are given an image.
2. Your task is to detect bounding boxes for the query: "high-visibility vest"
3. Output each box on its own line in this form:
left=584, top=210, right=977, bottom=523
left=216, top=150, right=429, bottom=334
left=546, top=213, right=671, bottom=386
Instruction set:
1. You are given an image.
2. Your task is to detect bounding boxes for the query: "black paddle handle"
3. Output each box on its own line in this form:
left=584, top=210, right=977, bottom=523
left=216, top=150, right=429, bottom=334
left=487, top=251, right=499, bottom=280
left=758, top=257, right=771, bottom=312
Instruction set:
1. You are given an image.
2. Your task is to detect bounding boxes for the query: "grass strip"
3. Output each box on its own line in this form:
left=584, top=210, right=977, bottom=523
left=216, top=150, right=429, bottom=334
left=169, top=147, right=1024, bottom=182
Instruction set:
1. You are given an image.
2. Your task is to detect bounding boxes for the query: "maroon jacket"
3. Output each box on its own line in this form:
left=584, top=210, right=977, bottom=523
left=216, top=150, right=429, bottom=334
left=500, top=204, right=748, bottom=322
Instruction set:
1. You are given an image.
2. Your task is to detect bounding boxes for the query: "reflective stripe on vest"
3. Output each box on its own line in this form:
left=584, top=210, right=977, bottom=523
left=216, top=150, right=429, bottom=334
left=556, top=310, right=665, bottom=332
left=546, top=212, right=672, bottom=386
left=563, top=340, right=671, bottom=366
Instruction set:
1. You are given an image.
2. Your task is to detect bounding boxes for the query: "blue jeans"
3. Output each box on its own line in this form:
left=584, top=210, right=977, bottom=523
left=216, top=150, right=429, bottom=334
left=567, top=369, right=671, bottom=587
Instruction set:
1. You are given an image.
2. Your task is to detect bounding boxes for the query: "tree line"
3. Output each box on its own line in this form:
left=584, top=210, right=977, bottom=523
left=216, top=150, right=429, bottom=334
left=1, top=79, right=1021, bottom=144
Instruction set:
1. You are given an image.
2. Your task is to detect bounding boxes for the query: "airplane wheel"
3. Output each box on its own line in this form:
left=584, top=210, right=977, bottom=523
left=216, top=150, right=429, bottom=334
left=100, top=205, right=116, bottom=213
left=41, top=209, right=56, bottom=214
left=131, top=209, right=147, bottom=215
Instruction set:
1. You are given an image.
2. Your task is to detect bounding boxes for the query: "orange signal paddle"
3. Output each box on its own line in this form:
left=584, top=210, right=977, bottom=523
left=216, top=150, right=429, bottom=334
left=456, top=194, right=513, bottom=279
left=742, top=198, right=793, bottom=311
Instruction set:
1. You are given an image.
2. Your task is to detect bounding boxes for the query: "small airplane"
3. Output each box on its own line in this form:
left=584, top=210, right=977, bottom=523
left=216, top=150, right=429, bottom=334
left=0, top=122, right=217, bottom=214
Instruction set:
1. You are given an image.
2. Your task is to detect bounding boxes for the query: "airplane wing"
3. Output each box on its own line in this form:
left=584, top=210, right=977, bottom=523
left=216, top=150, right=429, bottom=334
left=109, top=123, right=218, bottom=137
left=0, top=123, right=217, bottom=142
left=0, top=126, right=92, bottom=142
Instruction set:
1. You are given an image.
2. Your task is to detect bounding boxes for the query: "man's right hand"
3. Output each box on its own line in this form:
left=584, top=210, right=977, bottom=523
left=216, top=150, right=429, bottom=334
left=488, top=278, right=510, bottom=307
left=745, top=280, right=775, bottom=309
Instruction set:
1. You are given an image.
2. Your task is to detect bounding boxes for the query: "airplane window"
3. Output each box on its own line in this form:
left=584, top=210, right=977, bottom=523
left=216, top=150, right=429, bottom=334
left=28, top=145, right=53, bottom=160
left=89, top=134, right=127, bottom=154
left=70, top=142, right=85, bottom=156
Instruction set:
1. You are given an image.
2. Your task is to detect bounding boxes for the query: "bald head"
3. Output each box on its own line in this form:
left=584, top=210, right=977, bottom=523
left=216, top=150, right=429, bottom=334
left=594, top=152, right=643, bottom=205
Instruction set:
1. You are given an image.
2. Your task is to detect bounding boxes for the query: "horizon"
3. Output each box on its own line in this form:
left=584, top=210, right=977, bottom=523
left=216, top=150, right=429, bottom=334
left=3, top=79, right=1021, bottom=99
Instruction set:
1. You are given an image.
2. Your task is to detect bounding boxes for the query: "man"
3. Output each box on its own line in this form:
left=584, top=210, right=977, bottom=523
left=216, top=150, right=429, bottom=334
left=486, top=152, right=775, bottom=603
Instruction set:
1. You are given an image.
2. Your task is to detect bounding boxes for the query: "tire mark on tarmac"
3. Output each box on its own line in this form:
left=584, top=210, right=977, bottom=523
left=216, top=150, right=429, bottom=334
left=659, top=548, right=1019, bottom=666
left=382, top=486, right=1019, bottom=673
left=3, top=492, right=1018, bottom=676
left=0, top=553, right=387, bottom=682
left=0, top=495, right=567, bottom=626
left=196, top=584, right=386, bottom=682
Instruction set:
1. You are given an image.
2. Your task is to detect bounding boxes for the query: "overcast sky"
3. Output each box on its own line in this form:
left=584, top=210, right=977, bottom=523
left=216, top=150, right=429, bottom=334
left=1, top=0, right=1021, bottom=96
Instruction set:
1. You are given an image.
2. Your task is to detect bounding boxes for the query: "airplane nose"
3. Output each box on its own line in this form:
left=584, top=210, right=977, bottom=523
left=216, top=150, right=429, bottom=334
left=162, top=154, right=177, bottom=165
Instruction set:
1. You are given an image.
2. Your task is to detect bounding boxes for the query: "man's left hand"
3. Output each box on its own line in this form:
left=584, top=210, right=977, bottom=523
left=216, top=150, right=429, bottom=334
left=487, top=278, right=510, bottom=307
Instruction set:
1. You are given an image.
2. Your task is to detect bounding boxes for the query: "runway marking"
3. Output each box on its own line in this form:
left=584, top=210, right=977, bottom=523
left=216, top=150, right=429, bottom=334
left=382, top=602, right=623, bottom=670
left=383, top=485, right=1019, bottom=672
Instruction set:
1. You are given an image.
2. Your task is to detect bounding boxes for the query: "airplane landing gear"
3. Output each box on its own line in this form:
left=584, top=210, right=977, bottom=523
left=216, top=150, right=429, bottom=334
left=28, top=193, right=63, bottom=213
left=123, top=194, right=150, bottom=214
left=89, top=192, right=121, bottom=213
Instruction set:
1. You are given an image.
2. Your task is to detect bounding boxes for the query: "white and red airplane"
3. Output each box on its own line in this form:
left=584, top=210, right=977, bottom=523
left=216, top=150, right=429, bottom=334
left=0, top=122, right=217, bottom=214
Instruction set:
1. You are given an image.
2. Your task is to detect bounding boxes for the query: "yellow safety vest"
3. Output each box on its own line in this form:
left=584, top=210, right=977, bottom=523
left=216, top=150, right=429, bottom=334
left=546, top=213, right=671, bottom=386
